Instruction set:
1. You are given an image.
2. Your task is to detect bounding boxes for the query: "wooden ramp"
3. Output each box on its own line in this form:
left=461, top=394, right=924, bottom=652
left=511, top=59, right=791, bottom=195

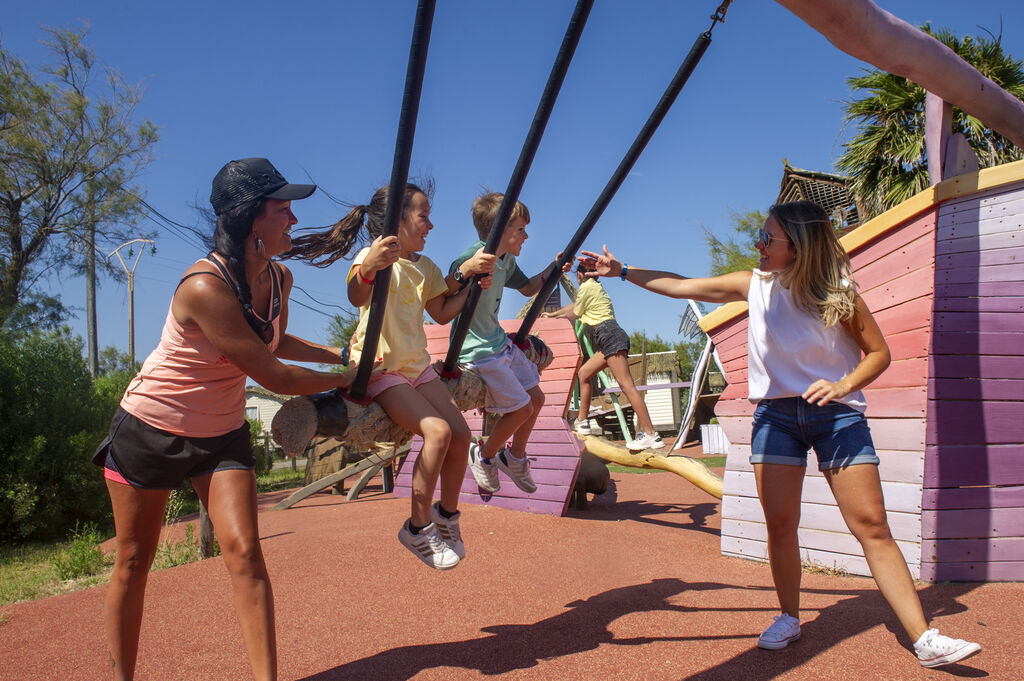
left=393, top=317, right=584, bottom=516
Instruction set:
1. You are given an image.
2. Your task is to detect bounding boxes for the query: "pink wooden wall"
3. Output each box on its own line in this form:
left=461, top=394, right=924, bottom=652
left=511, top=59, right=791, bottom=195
left=393, top=317, right=585, bottom=516
left=922, top=181, right=1024, bottom=581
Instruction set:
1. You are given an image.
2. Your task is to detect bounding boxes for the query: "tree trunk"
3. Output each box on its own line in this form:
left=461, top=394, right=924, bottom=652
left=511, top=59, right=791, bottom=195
left=85, top=200, right=98, bottom=376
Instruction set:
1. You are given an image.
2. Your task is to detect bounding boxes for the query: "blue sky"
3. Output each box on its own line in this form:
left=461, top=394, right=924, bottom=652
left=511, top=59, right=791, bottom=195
left=4, top=1, right=1024, bottom=364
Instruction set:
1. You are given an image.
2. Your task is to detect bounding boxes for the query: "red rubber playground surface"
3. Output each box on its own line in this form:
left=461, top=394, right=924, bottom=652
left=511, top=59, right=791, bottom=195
left=1, top=459, right=1021, bottom=681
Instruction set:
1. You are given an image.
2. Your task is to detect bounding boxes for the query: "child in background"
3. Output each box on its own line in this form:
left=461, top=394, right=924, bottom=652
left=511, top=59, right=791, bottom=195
left=449, top=191, right=564, bottom=494
left=544, top=260, right=664, bottom=450
left=287, top=182, right=494, bottom=569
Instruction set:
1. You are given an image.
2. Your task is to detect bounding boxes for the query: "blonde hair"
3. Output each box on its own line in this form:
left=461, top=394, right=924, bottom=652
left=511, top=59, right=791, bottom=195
left=471, top=191, right=530, bottom=240
left=770, top=201, right=856, bottom=328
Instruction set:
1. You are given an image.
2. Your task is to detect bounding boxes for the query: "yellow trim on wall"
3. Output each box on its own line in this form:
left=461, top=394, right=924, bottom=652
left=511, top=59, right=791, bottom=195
left=699, top=159, right=1024, bottom=334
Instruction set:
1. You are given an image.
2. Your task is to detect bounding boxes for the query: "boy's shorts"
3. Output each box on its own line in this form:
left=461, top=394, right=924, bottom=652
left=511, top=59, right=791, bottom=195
left=466, top=338, right=540, bottom=414
left=366, top=365, right=439, bottom=399
left=750, top=397, right=879, bottom=471
left=93, top=406, right=254, bottom=489
left=586, top=319, right=631, bottom=356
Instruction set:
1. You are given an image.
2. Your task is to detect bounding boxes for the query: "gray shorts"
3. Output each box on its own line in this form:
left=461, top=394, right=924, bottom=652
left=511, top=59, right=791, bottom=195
left=465, top=338, right=541, bottom=414
left=587, top=319, right=630, bottom=356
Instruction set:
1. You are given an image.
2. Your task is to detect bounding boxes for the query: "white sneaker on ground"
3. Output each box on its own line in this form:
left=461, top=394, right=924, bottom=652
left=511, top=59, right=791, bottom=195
left=758, top=613, right=800, bottom=650
left=627, top=431, right=665, bottom=451
left=575, top=419, right=591, bottom=435
left=496, top=448, right=537, bottom=493
left=468, top=441, right=499, bottom=492
left=430, top=501, right=465, bottom=559
left=914, top=628, right=982, bottom=668
left=397, top=520, right=459, bottom=570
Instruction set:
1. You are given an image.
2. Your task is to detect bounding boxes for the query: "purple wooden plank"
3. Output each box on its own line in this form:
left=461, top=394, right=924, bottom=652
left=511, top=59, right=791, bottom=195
left=936, top=229, right=1023, bottom=256
left=926, top=401, right=1024, bottom=445
left=937, top=333, right=1024, bottom=356
left=921, top=507, right=1024, bottom=539
left=921, top=560, right=1024, bottom=582
left=929, top=377, right=1024, bottom=401
left=933, top=311, right=1023, bottom=333
left=922, top=485, right=1024, bottom=510
left=921, top=537, right=1024, bottom=562
left=935, top=244, right=1024, bottom=270
left=933, top=297, right=1024, bottom=313
left=935, top=281, right=1024, bottom=299
left=862, top=386, right=927, bottom=418
left=924, top=444, right=1024, bottom=487
left=929, top=355, right=1024, bottom=378
left=936, top=262, right=1024, bottom=284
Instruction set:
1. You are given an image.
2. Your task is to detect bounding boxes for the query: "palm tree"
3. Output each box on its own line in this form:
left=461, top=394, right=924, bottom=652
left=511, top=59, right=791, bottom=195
left=838, top=25, right=1024, bottom=219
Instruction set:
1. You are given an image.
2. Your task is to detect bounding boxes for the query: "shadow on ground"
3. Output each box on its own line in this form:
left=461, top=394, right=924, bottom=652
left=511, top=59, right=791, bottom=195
left=297, top=579, right=987, bottom=681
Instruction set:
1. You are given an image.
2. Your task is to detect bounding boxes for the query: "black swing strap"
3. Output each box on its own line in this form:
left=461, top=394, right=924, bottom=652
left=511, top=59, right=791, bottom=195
left=441, top=0, right=594, bottom=377
left=513, top=0, right=733, bottom=346
left=349, top=0, right=437, bottom=401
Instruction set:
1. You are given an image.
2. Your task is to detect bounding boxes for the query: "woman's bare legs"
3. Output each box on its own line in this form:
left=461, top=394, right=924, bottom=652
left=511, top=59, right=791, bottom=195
left=192, top=469, right=277, bottom=681
left=104, top=480, right=169, bottom=681
left=825, top=464, right=928, bottom=640
left=754, top=463, right=806, bottom=617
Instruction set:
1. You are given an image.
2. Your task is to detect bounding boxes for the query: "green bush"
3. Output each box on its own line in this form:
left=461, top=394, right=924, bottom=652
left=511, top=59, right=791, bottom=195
left=0, top=331, right=126, bottom=543
left=54, top=523, right=104, bottom=580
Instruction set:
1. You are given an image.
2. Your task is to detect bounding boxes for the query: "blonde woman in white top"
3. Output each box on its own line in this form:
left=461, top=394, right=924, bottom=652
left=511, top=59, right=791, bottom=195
left=579, top=201, right=981, bottom=669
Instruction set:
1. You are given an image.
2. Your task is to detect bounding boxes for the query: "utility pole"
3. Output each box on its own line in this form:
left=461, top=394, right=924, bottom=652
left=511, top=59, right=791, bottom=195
left=108, top=239, right=154, bottom=370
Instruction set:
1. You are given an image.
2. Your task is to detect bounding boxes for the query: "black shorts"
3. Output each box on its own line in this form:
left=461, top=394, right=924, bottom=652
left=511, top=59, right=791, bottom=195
left=92, top=407, right=254, bottom=489
left=586, top=319, right=631, bottom=357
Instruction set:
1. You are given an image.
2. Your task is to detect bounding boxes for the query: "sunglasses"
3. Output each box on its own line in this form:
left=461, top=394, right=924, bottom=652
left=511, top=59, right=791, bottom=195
left=758, top=228, right=790, bottom=249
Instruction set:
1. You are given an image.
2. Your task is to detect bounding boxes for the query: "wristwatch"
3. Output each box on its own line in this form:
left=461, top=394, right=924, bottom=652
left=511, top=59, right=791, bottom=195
left=452, top=266, right=467, bottom=285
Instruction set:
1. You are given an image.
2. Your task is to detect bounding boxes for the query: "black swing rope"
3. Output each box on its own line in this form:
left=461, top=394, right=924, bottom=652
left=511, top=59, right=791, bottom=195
left=441, top=0, right=595, bottom=377
left=513, top=0, right=733, bottom=347
left=348, top=0, right=437, bottom=401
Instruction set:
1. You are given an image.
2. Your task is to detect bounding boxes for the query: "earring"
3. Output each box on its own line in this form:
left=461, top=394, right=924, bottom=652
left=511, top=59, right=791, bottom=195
left=254, top=235, right=265, bottom=256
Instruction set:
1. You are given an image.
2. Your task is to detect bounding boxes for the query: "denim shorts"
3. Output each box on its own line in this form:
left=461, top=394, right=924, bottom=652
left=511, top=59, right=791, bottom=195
left=750, top=397, right=879, bottom=470
left=93, top=406, right=254, bottom=489
left=466, top=338, right=540, bottom=414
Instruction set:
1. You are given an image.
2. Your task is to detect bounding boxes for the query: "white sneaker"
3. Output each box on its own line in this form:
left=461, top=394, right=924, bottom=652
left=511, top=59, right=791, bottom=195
left=497, top=448, right=537, bottom=493
left=575, top=419, right=591, bottom=435
left=468, top=441, right=499, bottom=492
left=914, top=628, right=982, bottom=668
left=758, top=613, right=800, bottom=650
left=627, top=431, right=665, bottom=451
left=430, top=501, right=465, bottom=559
left=397, top=520, right=460, bottom=570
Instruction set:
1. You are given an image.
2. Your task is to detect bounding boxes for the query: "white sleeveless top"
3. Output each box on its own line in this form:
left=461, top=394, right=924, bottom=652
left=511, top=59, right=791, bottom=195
left=746, top=270, right=866, bottom=412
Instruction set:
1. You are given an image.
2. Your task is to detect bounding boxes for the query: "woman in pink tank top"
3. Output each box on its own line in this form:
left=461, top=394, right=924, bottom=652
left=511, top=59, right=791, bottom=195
left=98, top=158, right=363, bottom=681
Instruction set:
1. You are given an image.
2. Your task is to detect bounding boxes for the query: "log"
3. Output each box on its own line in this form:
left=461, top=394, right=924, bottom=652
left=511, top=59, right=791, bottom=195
left=581, top=435, right=723, bottom=500
left=271, top=334, right=554, bottom=457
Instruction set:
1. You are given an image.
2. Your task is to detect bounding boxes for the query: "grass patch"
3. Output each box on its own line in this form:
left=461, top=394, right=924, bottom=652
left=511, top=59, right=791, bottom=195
left=54, top=524, right=105, bottom=580
left=801, top=557, right=850, bottom=577
left=699, top=456, right=726, bottom=468
left=0, top=534, right=114, bottom=606
left=606, top=464, right=664, bottom=474
left=256, top=466, right=305, bottom=493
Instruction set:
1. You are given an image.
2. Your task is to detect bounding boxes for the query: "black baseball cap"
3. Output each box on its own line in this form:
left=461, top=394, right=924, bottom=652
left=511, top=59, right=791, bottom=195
left=210, top=157, right=316, bottom=215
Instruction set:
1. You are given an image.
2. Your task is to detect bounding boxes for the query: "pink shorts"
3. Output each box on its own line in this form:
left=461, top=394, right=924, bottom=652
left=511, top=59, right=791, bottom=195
left=366, top=365, right=439, bottom=399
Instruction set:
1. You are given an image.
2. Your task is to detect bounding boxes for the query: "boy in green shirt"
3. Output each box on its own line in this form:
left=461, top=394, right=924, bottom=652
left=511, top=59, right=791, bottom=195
left=448, top=192, right=563, bottom=493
